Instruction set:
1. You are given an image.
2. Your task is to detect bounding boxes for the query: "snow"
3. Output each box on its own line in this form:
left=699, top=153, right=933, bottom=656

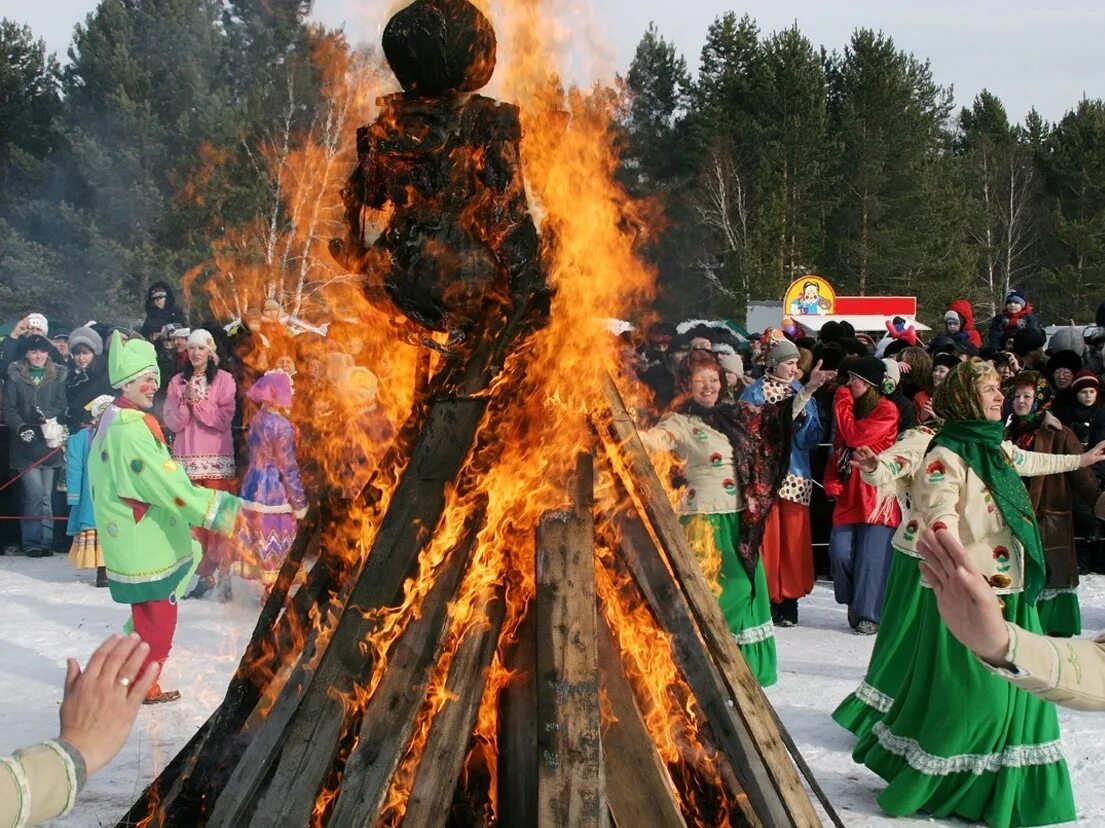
left=1, top=556, right=1102, bottom=826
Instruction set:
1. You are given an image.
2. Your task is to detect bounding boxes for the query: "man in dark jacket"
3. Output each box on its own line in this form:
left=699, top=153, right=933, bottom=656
left=2, top=336, right=68, bottom=556
left=139, top=282, right=187, bottom=343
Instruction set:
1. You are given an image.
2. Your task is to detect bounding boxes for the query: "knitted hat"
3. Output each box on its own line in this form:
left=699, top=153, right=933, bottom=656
left=68, top=325, right=103, bottom=356
left=150, top=288, right=168, bottom=300
left=1004, top=290, right=1027, bottom=308
left=848, top=356, right=886, bottom=389
left=1048, top=326, right=1086, bottom=358
left=768, top=339, right=800, bottom=368
left=882, top=358, right=902, bottom=393
left=171, top=327, right=191, bottom=339
left=19, top=334, right=51, bottom=355
left=108, top=331, right=159, bottom=388
left=247, top=370, right=294, bottom=409
left=716, top=351, right=744, bottom=377
left=24, top=313, right=48, bottom=335
left=1072, top=370, right=1100, bottom=394
left=944, top=310, right=962, bottom=325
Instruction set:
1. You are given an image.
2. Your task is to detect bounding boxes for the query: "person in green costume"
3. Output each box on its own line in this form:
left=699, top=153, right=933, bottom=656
left=1005, top=371, right=1100, bottom=638
left=640, top=350, right=792, bottom=687
left=89, top=332, right=246, bottom=704
left=852, top=358, right=1105, bottom=827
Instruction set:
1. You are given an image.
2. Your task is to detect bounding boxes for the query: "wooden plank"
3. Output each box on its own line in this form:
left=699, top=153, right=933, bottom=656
left=323, top=518, right=481, bottom=826
left=597, top=376, right=821, bottom=827
left=534, top=459, right=605, bottom=828
left=394, top=593, right=507, bottom=828
left=204, top=397, right=489, bottom=828
left=596, top=613, right=685, bottom=828
left=496, top=606, right=537, bottom=827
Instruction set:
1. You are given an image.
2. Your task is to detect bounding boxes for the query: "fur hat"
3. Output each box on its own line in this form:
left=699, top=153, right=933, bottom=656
left=848, top=356, right=886, bottom=389
left=768, top=339, right=800, bottom=368
left=108, top=331, right=159, bottom=388
left=24, top=313, right=48, bottom=335
left=247, top=370, right=294, bottom=409
left=1004, top=289, right=1027, bottom=309
left=1047, top=349, right=1083, bottom=378
left=19, top=334, right=52, bottom=355
left=1072, top=370, right=1100, bottom=394
left=1012, top=327, right=1046, bottom=357
left=68, top=325, right=103, bottom=356
left=933, top=352, right=960, bottom=371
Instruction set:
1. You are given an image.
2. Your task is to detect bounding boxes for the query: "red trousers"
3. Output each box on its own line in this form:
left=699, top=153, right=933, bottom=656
left=760, top=498, right=814, bottom=604
left=193, top=477, right=237, bottom=577
left=132, top=596, right=178, bottom=672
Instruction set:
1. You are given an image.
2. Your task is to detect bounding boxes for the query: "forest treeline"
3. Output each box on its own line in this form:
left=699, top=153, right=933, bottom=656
left=1, top=5, right=1103, bottom=326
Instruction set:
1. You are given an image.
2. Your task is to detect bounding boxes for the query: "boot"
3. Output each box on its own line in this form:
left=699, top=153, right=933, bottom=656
left=143, top=682, right=181, bottom=704
left=185, top=575, right=216, bottom=600
left=95, top=566, right=108, bottom=588
left=777, top=598, right=799, bottom=627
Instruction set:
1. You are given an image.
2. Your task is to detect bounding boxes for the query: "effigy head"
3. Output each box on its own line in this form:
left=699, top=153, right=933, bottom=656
left=383, top=0, right=497, bottom=96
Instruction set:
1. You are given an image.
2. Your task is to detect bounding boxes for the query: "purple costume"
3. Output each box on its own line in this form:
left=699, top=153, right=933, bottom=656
left=237, top=373, right=307, bottom=585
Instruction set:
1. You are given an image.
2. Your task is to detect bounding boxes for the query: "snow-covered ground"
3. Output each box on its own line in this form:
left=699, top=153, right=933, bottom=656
left=1, top=555, right=1102, bottom=826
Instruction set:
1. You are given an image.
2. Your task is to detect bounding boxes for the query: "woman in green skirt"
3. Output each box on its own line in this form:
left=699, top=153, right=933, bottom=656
left=853, top=359, right=1102, bottom=827
left=641, top=349, right=791, bottom=687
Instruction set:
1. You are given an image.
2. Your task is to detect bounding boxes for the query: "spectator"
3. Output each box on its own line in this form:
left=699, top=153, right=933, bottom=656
left=931, top=351, right=958, bottom=387
left=823, top=356, right=901, bottom=635
left=334, top=366, right=395, bottom=500
left=1067, top=371, right=1103, bottom=448
left=3, top=334, right=67, bottom=557
left=740, top=340, right=830, bottom=626
left=63, top=326, right=111, bottom=431
left=1012, top=325, right=1048, bottom=371
left=1006, top=371, right=1100, bottom=637
left=139, top=282, right=187, bottom=343
left=988, top=289, right=1041, bottom=351
left=50, top=331, right=70, bottom=361
left=66, top=395, right=114, bottom=587
left=235, top=371, right=307, bottom=593
left=0, top=635, right=159, bottom=828
left=162, top=330, right=238, bottom=600
left=943, top=299, right=983, bottom=349
left=0, top=313, right=54, bottom=372
left=896, top=346, right=934, bottom=424
left=1046, top=349, right=1084, bottom=424
left=881, top=359, right=915, bottom=432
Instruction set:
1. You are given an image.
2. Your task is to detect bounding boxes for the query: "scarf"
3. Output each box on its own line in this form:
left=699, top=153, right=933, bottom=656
left=1006, top=375, right=1052, bottom=450
left=933, top=415, right=1046, bottom=604
left=679, top=399, right=792, bottom=581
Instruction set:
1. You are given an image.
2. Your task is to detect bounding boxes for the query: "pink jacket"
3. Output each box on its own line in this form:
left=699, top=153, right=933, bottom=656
left=163, top=369, right=237, bottom=480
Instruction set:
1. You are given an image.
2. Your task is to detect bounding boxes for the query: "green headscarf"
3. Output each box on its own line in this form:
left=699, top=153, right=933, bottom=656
left=931, top=358, right=1046, bottom=603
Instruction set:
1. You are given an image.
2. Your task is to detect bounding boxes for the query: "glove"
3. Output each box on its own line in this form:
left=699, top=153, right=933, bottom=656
left=19, top=429, right=37, bottom=443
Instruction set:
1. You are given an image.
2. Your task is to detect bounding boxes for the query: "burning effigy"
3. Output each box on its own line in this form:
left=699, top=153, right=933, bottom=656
left=123, top=2, right=826, bottom=826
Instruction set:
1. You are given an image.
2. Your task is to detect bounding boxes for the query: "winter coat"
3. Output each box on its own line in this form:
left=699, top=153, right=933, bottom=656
left=66, top=426, right=96, bottom=535
left=139, top=281, right=187, bottom=341
left=823, top=385, right=901, bottom=527
left=1011, top=416, right=1100, bottom=590
left=1064, top=401, right=1102, bottom=448
left=989, top=626, right=1105, bottom=711
left=163, top=368, right=238, bottom=480
left=3, top=360, right=67, bottom=470
left=740, top=376, right=823, bottom=492
left=641, top=413, right=743, bottom=515
left=988, top=303, right=1041, bottom=351
left=947, top=299, right=983, bottom=349
left=63, top=357, right=112, bottom=430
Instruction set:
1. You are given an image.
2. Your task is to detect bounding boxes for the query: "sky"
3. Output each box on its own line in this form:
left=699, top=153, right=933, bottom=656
left=5, top=0, right=1104, bottom=124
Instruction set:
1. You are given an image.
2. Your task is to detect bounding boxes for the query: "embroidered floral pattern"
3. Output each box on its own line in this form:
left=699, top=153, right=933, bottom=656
left=180, top=454, right=236, bottom=480
left=925, top=460, right=946, bottom=483
left=709, top=451, right=723, bottom=467
left=873, top=723, right=1065, bottom=776
left=902, top=520, right=919, bottom=543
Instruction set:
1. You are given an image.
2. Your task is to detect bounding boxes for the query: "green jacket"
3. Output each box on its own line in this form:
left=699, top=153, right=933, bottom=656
left=89, top=404, right=240, bottom=604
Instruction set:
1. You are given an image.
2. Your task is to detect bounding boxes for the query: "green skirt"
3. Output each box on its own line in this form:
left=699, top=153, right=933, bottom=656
left=679, top=512, right=777, bottom=687
left=853, top=591, right=1075, bottom=828
left=1035, top=588, right=1081, bottom=638
left=832, top=547, right=924, bottom=740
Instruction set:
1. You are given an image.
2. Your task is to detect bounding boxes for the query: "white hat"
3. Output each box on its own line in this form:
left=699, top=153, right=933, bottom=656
left=187, top=329, right=215, bottom=350
left=172, top=327, right=191, bottom=339
left=24, top=313, right=48, bottom=335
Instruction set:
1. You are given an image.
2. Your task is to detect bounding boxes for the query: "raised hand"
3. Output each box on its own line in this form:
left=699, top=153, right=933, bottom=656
left=850, top=445, right=879, bottom=474
left=1079, top=440, right=1105, bottom=468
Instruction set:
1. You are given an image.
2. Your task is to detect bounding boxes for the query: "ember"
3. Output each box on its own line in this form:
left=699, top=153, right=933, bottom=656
left=120, top=2, right=827, bottom=826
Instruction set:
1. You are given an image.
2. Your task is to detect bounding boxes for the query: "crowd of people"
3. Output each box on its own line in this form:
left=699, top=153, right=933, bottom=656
left=619, top=290, right=1105, bottom=827
left=6, top=285, right=1105, bottom=825
left=0, top=283, right=396, bottom=705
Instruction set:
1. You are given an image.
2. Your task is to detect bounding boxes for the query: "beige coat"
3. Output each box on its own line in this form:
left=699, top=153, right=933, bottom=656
left=0, top=740, right=81, bottom=828
left=912, top=443, right=1081, bottom=594
left=987, top=625, right=1105, bottom=711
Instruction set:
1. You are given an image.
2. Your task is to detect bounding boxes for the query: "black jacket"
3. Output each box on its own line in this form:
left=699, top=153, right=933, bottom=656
left=3, top=360, right=68, bottom=470
left=140, top=281, right=187, bottom=340
left=64, top=357, right=113, bottom=430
